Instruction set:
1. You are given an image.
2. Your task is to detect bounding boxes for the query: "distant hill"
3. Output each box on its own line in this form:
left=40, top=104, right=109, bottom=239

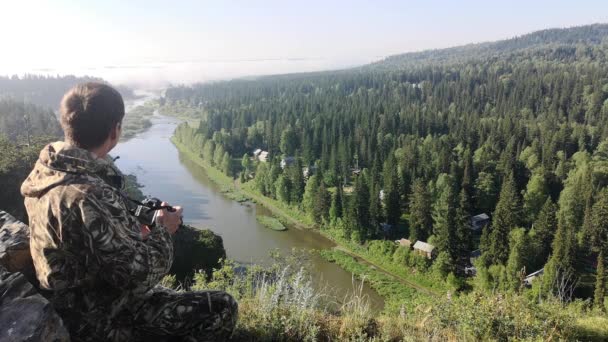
left=0, top=75, right=135, bottom=110
left=370, top=23, right=608, bottom=69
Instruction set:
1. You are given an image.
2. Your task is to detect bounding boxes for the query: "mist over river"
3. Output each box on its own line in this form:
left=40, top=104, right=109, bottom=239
left=112, top=114, right=384, bottom=310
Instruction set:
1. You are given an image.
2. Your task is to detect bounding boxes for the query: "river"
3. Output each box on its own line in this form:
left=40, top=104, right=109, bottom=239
left=112, top=114, right=384, bottom=310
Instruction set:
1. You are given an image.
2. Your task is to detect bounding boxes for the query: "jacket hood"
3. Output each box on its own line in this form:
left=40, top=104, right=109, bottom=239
left=21, top=141, right=118, bottom=198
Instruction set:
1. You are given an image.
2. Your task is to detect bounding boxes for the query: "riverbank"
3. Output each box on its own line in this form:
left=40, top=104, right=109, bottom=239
left=170, top=137, right=440, bottom=307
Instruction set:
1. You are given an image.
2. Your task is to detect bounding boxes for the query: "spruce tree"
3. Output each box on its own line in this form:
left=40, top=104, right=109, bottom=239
left=313, top=182, right=331, bottom=224
left=369, top=179, right=383, bottom=230
left=347, top=173, right=371, bottom=240
left=543, top=215, right=578, bottom=300
left=222, top=152, right=232, bottom=177
left=433, top=179, right=457, bottom=268
left=329, top=183, right=344, bottom=221
left=506, top=228, right=530, bottom=291
left=290, top=157, right=305, bottom=204
left=384, top=155, right=401, bottom=226
left=275, top=175, right=291, bottom=204
left=241, top=153, right=251, bottom=175
left=595, top=251, right=606, bottom=310
left=530, top=197, right=557, bottom=269
left=590, top=189, right=608, bottom=253
left=455, top=188, right=472, bottom=269
left=408, top=178, right=432, bottom=242
left=489, top=173, right=522, bottom=265
left=302, top=175, right=320, bottom=218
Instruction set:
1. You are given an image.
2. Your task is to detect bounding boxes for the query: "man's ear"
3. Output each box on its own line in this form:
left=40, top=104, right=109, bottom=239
left=110, top=122, right=121, bottom=141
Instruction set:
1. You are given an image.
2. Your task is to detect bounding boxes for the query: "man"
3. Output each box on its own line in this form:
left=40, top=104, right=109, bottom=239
left=20, top=82, right=238, bottom=341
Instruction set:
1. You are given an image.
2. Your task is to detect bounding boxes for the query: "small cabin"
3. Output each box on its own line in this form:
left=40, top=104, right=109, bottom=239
left=413, top=241, right=436, bottom=259
left=395, top=238, right=412, bottom=248
left=524, top=268, right=544, bottom=287
left=258, top=151, right=269, bottom=162
left=351, top=168, right=361, bottom=176
left=303, top=165, right=317, bottom=178
left=280, top=156, right=296, bottom=169
left=253, top=149, right=262, bottom=158
left=471, top=213, right=490, bottom=232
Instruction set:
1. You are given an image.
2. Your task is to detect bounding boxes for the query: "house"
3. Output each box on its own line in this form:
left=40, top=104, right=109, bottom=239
left=351, top=167, right=362, bottom=176
left=258, top=151, right=269, bottom=162
left=471, top=213, right=490, bottom=232
left=280, top=156, right=296, bottom=169
left=253, top=149, right=262, bottom=158
left=303, top=165, right=317, bottom=178
left=465, top=266, right=477, bottom=276
left=524, top=268, right=544, bottom=287
left=413, top=241, right=436, bottom=259
left=395, top=238, right=412, bottom=248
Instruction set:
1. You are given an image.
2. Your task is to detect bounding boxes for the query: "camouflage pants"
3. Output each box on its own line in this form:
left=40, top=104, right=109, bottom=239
left=125, top=286, right=238, bottom=342
left=66, top=286, right=238, bottom=342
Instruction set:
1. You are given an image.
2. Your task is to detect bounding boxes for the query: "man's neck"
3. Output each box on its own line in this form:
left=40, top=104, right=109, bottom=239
left=88, top=146, right=106, bottom=159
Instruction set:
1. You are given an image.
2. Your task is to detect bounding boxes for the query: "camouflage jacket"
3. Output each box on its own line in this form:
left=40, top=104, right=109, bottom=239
left=21, top=141, right=174, bottom=335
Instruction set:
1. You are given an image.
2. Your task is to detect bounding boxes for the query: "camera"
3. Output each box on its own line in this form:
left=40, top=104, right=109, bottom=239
left=131, top=197, right=173, bottom=227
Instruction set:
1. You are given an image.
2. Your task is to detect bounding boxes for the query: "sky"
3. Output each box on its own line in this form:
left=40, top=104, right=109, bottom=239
left=1, top=0, right=607, bottom=87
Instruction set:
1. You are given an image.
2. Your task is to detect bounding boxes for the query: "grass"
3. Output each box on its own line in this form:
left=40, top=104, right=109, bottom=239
left=328, top=232, right=446, bottom=293
left=575, top=315, right=608, bottom=341
left=319, top=249, right=426, bottom=311
left=184, top=256, right=588, bottom=341
left=256, top=215, right=287, bottom=231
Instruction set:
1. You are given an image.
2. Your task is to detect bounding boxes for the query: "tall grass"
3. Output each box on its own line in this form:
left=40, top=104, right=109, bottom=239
left=180, top=252, right=590, bottom=341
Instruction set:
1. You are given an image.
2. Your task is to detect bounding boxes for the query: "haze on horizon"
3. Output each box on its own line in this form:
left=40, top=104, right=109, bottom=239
left=1, top=0, right=607, bottom=88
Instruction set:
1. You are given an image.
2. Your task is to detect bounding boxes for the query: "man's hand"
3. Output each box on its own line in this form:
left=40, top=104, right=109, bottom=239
left=156, top=201, right=183, bottom=235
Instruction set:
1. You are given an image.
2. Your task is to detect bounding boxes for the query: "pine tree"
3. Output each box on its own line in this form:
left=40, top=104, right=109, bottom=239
left=506, top=228, right=530, bottom=291
left=314, top=182, right=331, bottom=224
left=384, top=155, right=401, bottom=226
left=590, top=189, right=608, bottom=253
left=455, top=188, right=472, bottom=269
left=241, top=153, right=251, bottom=175
left=275, top=175, right=291, bottom=204
left=433, top=179, right=457, bottom=268
left=329, top=183, right=344, bottom=221
left=595, top=251, right=606, bottom=310
left=543, top=215, right=578, bottom=301
left=289, top=157, right=305, bottom=204
left=222, top=152, right=232, bottom=177
left=530, top=197, right=557, bottom=269
left=408, top=178, right=432, bottom=242
left=369, top=179, right=383, bottom=230
left=348, top=173, right=371, bottom=240
left=523, top=169, right=548, bottom=224
left=302, top=175, right=320, bottom=218
left=489, top=173, right=522, bottom=265
left=254, top=163, right=270, bottom=195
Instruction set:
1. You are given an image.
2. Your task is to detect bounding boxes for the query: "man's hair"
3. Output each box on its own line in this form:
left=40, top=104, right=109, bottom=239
left=60, top=82, right=125, bottom=149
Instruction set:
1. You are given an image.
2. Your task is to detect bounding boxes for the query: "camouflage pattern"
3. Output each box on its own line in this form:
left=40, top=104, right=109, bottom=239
left=21, top=141, right=237, bottom=341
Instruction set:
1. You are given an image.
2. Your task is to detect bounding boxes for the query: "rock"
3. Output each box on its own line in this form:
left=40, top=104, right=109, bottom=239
left=0, top=266, right=70, bottom=341
left=171, top=224, right=227, bottom=283
left=0, top=210, right=37, bottom=286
